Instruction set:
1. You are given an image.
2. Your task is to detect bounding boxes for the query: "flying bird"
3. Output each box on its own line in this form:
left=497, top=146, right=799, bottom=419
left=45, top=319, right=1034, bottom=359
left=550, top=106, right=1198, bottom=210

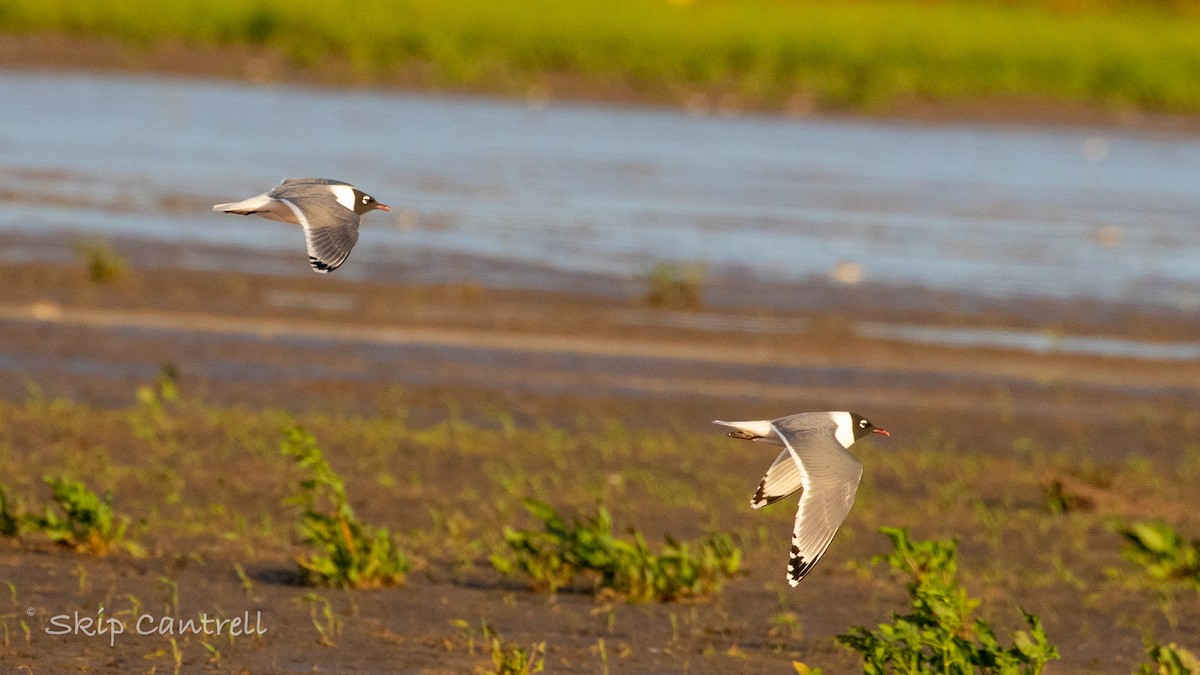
left=714, top=411, right=889, bottom=585
left=213, top=178, right=390, bottom=273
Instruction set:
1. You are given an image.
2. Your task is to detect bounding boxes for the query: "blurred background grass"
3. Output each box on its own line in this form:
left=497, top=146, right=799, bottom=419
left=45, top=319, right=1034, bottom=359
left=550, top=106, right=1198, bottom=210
left=3, top=0, right=1199, bottom=113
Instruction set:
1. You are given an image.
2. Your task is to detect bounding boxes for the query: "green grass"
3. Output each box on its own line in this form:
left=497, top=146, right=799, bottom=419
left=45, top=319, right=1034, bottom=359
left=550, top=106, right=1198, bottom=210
left=282, top=426, right=410, bottom=588
left=492, top=499, right=742, bottom=602
left=1119, top=521, right=1200, bottom=589
left=484, top=622, right=547, bottom=675
left=643, top=262, right=705, bottom=310
left=2, top=0, right=1200, bottom=112
left=0, top=485, right=19, bottom=537
left=25, top=476, right=145, bottom=557
left=73, top=238, right=127, bottom=285
left=1139, top=641, right=1200, bottom=675
left=453, top=619, right=547, bottom=674
left=837, top=526, right=1059, bottom=674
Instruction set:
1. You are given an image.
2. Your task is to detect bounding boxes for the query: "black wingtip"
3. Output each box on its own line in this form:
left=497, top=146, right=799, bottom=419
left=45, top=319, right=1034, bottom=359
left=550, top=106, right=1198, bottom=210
left=308, top=256, right=336, bottom=273
left=787, top=546, right=815, bottom=584
left=751, top=480, right=767, bottom=509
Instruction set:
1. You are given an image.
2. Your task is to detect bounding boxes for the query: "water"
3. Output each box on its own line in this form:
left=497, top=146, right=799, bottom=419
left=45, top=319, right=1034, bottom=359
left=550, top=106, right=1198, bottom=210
left=3, top=70, right=1200, bottom=308
left=856, top=322, right=1200, bottom=361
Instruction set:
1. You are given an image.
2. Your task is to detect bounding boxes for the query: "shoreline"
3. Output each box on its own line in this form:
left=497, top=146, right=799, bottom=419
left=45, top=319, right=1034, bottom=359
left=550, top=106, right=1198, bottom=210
left=7, top=230, right=1200, bottom=341
left=5, top=32, right=1200, bottom=136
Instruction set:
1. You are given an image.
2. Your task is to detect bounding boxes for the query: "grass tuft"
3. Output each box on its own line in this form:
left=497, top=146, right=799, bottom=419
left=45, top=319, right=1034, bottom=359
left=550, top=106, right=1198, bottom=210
left=1119, top=521, right=1200, bottom=588
left=74, top=238, right=127, bottom=284
left=642, top=262, right=705, bottom=310
left=837, top=526, right=1059, bottom=674
left=282, top=426, right=410, bottom=588
left=492, top=499, right=740, bottom=602
left=0, top=485, right=21, bottom=537
left=1138, top=640, right=1200, bottom=675
left=28, top=477, right=145, bottom=557
left=485, top=624, right=546, bottom=675
left=454, top=619, right=547, bottom=675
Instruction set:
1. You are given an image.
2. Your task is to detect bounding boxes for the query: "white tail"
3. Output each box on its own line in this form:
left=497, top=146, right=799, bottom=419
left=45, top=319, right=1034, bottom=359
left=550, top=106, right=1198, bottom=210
left=713, top=419, right=781, bottom=444
left=212, top=193, right=273, bottom=213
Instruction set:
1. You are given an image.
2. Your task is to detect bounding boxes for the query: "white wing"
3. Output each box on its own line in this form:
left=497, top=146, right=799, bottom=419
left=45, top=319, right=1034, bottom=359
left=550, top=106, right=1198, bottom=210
left=751, top=448, right=803, bottom=509
left=773, top=423, right=863, bottom=585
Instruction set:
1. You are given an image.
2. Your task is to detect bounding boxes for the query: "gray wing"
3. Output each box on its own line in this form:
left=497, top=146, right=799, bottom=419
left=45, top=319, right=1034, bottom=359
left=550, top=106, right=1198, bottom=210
left=276, top=177, right=352, bottom=188
left=773, top=423, right=863, bottom=585
left=274, top=195, right=361, bottom=273
left=751, top=449, right=803, bottom=509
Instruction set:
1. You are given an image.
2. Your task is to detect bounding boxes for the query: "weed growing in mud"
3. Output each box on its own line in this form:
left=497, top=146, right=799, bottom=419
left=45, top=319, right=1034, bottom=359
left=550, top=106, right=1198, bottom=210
left=282, top=427, right=410, bottom=588
left=836, top=526, right=1059, bottom=674
left=1138, top=641, right=1200, bottom=675
left=1119, top=521, right=1200, bottom=589
left=454, top=619, right=546, bottom=675
left=298, top=592, right=342, bottom=647
left=0, top=581, right=32, bottom=649
left=492, top=499, right=741, bottom=602
left=1040, top=478, right=1092, bottom=515
left=486, top=628, right=545, bottom=675
left=642, top=262, right=704, bottom=310
left=74, top=238, right=127, bottom=284
left=0, top=485, right=21, bottom=537
left=131, top=367, right=181, bottom=447
left=27, top=477, right=144, bottom=557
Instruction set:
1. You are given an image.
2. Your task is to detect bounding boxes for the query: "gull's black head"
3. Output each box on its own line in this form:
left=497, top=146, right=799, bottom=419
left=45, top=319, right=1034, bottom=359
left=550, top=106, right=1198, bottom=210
left=850, top=412, right=890, bottom=442
left=352, top=189, right=391, bottom=215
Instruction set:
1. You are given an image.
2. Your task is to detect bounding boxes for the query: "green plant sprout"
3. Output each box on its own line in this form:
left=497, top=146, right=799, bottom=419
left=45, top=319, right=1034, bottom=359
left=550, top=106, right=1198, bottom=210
left=492, top=499, right=740, bottom=602
left=282, top=427, right=409, bottom=588
left=1119, top=521, right=1200, bottom=588
left=837, top=526, right=1059, bottom=674
left=28, top=477, right=144, bottom=557
left=1138, top=641, right=1200, bottom=675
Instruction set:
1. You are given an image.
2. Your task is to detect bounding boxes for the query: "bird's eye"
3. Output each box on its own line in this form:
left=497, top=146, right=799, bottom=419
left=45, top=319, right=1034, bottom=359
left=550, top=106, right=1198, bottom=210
left=859, top=419, right=869, bottom=427
left=362, top=196, right=371, bottom=204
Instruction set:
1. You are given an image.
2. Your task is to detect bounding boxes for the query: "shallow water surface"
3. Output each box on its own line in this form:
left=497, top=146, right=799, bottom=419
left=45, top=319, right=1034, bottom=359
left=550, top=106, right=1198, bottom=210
left=2, top=71, right=1200, bottom=308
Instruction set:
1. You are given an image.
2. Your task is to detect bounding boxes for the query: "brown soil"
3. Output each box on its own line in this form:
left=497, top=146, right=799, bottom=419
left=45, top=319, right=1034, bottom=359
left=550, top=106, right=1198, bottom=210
left=0, top=234, right=1198, bottom=672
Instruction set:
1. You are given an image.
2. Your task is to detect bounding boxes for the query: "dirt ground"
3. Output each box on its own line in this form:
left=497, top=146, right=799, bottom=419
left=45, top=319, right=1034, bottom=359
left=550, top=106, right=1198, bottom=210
left=0, top=233, right=1197, bottom=673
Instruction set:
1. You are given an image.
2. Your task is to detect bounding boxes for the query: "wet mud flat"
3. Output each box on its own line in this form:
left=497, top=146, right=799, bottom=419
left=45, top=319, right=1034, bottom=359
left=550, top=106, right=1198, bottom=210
left=2, top=233, right=1197, bottom=457
left=0, top=233, right=1198, bottom=672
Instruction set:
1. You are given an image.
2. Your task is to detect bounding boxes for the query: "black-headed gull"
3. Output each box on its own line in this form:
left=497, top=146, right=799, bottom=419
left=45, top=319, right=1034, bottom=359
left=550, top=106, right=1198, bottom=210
left=214, top=178, right=390, bottom=273
left=715, top=411, right=889, bottom=585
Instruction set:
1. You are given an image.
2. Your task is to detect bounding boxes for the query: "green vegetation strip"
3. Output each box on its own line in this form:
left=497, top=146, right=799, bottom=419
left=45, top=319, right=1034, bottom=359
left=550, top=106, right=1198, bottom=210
left=282, top=426, right=410, bottom=589
left=4, top=0, right=1200, bottom=112
left=837, top=527, right=1059, bottom=674
left=493, top=498, right=741, bottom=602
